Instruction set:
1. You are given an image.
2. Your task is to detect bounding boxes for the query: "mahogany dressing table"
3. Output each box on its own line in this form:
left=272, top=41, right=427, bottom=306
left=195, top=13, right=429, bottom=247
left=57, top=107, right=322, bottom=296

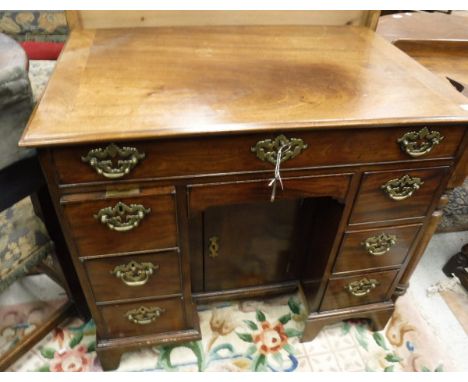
left=19, top=25, right=468, bottom=370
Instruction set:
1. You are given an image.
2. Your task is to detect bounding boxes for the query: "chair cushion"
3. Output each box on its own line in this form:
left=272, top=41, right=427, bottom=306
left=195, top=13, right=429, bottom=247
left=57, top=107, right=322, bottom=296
left=0, top=32, right=34, bottom=171
left=0, top=197, right=52, bottom=292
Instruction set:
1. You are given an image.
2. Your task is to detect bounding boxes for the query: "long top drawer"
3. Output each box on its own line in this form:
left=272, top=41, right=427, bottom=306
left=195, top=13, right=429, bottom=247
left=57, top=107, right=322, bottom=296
left=51, top=126, right=465, bottom=185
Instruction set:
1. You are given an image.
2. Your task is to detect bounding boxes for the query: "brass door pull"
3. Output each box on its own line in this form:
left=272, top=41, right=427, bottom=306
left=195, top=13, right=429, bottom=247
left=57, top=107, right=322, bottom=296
left=82, top=143, right=145, bottom=179
left=362, top=233, right=397, bottom=256
left=345, top=278, right=379, bottom=297
left=381, top=175, right=423, bottom=201
left=111, top=260, right=159, bottom=286
left=125, top=306, right=165, bottom=325
left=94, top=201, right=150, bottom=232
left=398, top=127, right=444, bottom=157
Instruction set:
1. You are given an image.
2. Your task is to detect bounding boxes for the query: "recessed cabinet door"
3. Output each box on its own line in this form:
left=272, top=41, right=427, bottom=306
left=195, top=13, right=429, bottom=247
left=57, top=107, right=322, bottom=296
left=188, top=174, right=352, bottom=292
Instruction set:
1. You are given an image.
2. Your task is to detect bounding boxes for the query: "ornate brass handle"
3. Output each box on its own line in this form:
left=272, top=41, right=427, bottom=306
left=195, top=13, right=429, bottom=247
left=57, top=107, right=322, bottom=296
left=81, top=143, right=145, bottom=179
left=251, top=134, right=307, bottom=202
left=398, top=127, right=444, bottom=157
left=251, top=134, right=308, bottom=165
left=381, top=175, right=423, bottom=201
left=345, top=278, right=379, bottom=297
left=111, top=260, right=159, bottom=286
left=362, top=233, right=397, bottom=256
left=94, top=202, right=150, bottom=232
left=125, top=306, right=165, bottom=325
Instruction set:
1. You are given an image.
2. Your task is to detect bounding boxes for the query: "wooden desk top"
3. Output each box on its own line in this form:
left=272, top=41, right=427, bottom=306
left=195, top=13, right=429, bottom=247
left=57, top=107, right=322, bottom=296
left=20, top=26, right=468, bottom=147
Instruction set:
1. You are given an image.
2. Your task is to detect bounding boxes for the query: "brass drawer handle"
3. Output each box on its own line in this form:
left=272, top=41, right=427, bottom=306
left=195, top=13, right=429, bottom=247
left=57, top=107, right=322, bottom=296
left=381, top=175, right=423, bottom=201
left=362, top=233, right=397, bottom=256
left=125, top=306, right=165, bottom=325
left=81, top=143, right=145, bottom=179
left=345, top=278, right=379, bottom=297
left=251, top=134, right=307, bottom=202
left=111, top=260, right=159, bottom=286
left=251, top=134, right=308, bottom=165
left=398, top=127, right=444, bottom=158
left=94, top=201, right=150, bottom=232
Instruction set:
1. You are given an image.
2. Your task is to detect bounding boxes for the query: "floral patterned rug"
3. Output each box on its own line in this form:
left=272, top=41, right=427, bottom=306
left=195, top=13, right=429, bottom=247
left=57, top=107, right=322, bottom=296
left=7, top=291, right=454, bottom=372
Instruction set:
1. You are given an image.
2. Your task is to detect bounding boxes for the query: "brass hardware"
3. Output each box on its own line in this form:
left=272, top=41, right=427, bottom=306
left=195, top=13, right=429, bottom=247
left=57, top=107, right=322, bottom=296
left=94, top=202, right=150, bottom=232
left=125, top=306, right=165, bottom=325
left=398, top=127, right=444, bottom=157
left=251, top=134, right=308, bottom=165
left=345, top=278, right=379, bottom=297
left=105, top=187, right=141, bottom=199
left=362, top=233, right=397, bottom=256
left=251, top=135, right=307, bottom=202
left=111, top=260, right=159, bottom=286
left=81, top=143, right=145, bottom=179
left=381, top=175, right=423, bottom=201
left=208, top=236, right=219, bottom=258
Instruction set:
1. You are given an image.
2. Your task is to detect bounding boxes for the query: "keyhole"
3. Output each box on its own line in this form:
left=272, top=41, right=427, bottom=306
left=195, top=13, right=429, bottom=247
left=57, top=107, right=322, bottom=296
left=208, top=236, right=219, bottom=258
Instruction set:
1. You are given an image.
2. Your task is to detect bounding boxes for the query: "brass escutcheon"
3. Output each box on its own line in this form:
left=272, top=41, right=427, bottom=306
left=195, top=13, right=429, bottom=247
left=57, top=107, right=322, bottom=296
left=398, top=127, right=444, bottom=158
left=81, top=143, right=145, bottom=179
left=345, top=278, right=379, bottom=297
left=94, top=201, right=150, bottom=232
left=125, top=306, right=165, bottom=325
left=381, top=175, right=423, bottom=201
left=208, top=236, right=219, bottom=258
left=111, top=260, right=159, bottom=286
left=251, top=134, right=308, bottom=165
left=362, top=233, right=397, bottom=256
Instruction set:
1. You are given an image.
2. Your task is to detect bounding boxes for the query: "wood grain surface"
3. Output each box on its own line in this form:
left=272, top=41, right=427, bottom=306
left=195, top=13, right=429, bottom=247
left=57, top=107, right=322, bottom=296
left=51, top=125, right=465, bottom=185
left=20, top=26, right=468, bottom=147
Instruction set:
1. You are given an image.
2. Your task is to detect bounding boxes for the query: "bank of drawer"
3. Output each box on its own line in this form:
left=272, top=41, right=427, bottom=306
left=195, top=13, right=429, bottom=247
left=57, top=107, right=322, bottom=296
left=334, top=224, right=422, bottom=273
left=61, top=186, right=178, bottom=257
left=99, top=297, right=185, bottom=338
left=84, top=251, right=181, bottom=303
left=320, top=270, right=399, bottom=312
left=52, top=126, right=464, bottom=184
left=349, top=167, right=448, bottom=224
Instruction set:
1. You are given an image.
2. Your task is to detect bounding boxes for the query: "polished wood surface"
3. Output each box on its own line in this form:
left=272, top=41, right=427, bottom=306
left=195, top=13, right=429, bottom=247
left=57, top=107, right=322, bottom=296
left=394, top=40, right=468, bottom=87
left=61, top=187, right=178, bottom=257
left=99, top=297, right=185, bottom=338
left=334, top=224, right=422, bottom=274
left=51, top=125, right=465, bottom=185
left=20, top=26, right=468, bottom=147
left=83, top=251, right=181, bottom=303
left=320, top=269, right=399, bottom=311
left=188, top=174, right=351, bottom=213
left=350, top=167, right=449, bottom=224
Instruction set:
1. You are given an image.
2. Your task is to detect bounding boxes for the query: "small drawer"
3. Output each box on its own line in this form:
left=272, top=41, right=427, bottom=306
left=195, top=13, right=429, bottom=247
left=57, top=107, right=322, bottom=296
left=334, top=224, right=422, bottom=273
left=99, top=297, right=185, bottom=338
left=320, top=270, right=399, bottom=312
left=84, top=251, right=181, bottom=303
left=61, top=186, right=178, bottom=257
left=350, top=167, right=449, bottom=224
left=51, top=126, right=465, bottom=185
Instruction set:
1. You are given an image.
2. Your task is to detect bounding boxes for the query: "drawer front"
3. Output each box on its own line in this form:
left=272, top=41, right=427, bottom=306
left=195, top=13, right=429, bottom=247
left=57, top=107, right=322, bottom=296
left=350, top=167, right=449, bottom=224
left=334, top=224, right=422, bottom=273
left=320, top=270, right=399, bottom=311
left=61, top=186, right=178, bottom=257
left=84, top=251, right=181, bottom=303
left=99, top=297, right=185, bottom=338
left=52, top=126, right=464, bottom=184
left=189, top=173, right=351, bottom=213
